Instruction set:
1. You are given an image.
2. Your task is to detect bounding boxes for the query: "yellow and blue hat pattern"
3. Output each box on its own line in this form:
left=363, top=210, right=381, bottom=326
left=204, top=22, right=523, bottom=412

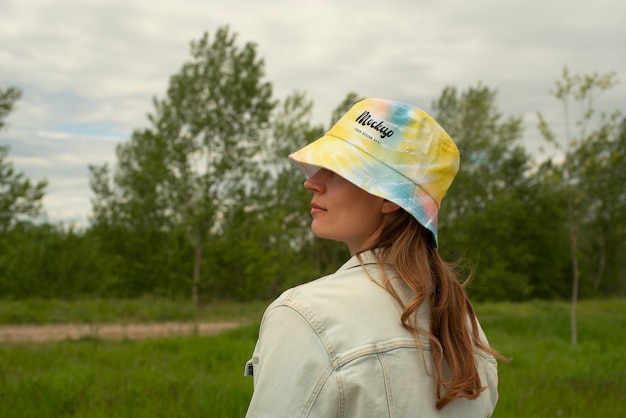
left=289, top=98, right=460, bottom=247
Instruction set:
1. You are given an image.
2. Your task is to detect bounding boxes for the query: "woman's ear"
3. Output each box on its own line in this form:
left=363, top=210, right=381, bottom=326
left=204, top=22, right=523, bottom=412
left=381, top=200, right=401, bottom=214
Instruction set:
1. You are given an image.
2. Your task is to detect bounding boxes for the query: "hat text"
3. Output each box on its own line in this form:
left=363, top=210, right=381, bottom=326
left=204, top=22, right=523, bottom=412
left=355, top=111, right=395, bottom=139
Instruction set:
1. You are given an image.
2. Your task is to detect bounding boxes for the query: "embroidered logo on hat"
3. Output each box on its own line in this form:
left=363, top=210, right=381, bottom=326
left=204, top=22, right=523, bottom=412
left=288, top=98, right=460, bottom=247
left=355, top=111, right=395, bottom=139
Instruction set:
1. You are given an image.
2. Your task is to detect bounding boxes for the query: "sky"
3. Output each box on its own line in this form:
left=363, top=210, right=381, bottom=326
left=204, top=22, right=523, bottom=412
left=1, top=0, right=625, bottom=226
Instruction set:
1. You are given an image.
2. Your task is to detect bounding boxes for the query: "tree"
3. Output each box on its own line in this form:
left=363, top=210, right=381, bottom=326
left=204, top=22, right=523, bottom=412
left=0, top=87, right=48, bottom=234
left=573, top=116, right=626, bottom=297
left=0, top=87, right=22, bottom=131
left=215, top=92, right=360, bottom=300
left=432, top=84, right=526, bottom=218
left=537, top=67, right=621, bottom=346
left=211, top=91, right=365, bottom=300
left=193, top=91, right=322, bottom=300
left=0, top=223, right=104, bottom=299
left=432, top=84, right=548, bottom=300
left=89, top=26, right=275, bottom=304
left=328, top=92, right=362, bottom=128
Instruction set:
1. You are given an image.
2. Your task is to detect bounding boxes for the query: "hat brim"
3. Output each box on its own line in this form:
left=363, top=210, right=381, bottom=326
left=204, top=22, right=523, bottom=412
left=288, top=134, right=440, bottom=246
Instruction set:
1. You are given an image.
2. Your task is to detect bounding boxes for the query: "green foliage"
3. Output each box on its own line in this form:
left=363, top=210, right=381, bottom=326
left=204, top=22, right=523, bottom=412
left=210, top=92, right=323, bottom=300
left=0, top=87, right=48, bottom=233
left=328, top=92, right=362, bottom=126
left=537, top=68, right=624, bottom=345
left=88, top=26, right=276, bottom=302
left=573, top=117, right=626, bottom=296
left=0, top=87, right=22, bottom=131
left=433, top=83, right=571, bottom=301
left=1, top=32, right=624, bottom=303
left=0, top=224, right=100, bottom=299
left=432, top=83, right=526, bottom=218
left=204, top=91, right=354, bottom=300
left=0, top=159, right=47, bottom=242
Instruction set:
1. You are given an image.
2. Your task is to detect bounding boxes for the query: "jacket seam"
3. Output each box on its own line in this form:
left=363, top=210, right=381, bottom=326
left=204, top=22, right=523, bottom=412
left=335, top=368, right=345, bottom=418
left=377, top=353, right=396, bottom=418
left=268, top=297, right=339, bottom=417
left=333, top=341, right=430, bottom=370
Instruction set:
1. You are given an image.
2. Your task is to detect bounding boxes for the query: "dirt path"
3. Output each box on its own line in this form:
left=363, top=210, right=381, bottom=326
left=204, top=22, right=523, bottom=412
left=0, top=321, right=240, bottom=344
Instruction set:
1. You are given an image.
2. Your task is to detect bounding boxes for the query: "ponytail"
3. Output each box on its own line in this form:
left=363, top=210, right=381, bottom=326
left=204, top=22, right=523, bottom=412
left=363, top=211, right=506, bottom=409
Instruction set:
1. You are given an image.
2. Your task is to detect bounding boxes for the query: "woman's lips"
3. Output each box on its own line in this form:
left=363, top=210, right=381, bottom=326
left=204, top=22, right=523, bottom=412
left=310, top=202, right=326, bottom=216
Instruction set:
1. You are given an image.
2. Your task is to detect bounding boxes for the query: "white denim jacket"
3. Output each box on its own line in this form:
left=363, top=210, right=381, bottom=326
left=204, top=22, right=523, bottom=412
left=245, top=253, right=498, bottom=417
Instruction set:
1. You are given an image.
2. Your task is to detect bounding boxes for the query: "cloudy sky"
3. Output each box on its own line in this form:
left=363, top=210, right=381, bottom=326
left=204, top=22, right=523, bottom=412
left=2, top=0, right=625, bottom=225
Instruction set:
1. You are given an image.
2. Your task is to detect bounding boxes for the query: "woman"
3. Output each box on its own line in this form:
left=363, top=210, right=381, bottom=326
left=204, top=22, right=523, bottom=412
left=245, top=98, right=505, bottom=417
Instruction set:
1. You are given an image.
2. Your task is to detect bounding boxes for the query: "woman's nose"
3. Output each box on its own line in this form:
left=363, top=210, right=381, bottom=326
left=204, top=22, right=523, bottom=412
left=304, top=169, right=327, bottom=193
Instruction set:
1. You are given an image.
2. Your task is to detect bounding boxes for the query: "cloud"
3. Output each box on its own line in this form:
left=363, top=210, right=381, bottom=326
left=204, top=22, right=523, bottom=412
left=4, top=127, right=120, bottom=225
left=1, top=0, right=625, bottom=224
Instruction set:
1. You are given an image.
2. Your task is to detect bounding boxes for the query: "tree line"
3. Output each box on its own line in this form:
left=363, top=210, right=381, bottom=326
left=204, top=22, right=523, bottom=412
left=1, top=26, right=624, bottom=304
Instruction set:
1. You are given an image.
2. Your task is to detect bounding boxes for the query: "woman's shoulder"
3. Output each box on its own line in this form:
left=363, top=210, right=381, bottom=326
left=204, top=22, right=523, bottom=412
left=263, top=256, right=408, bottom=335
left=273, top=256, right=386, bottom=305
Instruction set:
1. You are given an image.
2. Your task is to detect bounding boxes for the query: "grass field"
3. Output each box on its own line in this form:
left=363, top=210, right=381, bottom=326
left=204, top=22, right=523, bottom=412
left=0, top=298, right=624, bottom=417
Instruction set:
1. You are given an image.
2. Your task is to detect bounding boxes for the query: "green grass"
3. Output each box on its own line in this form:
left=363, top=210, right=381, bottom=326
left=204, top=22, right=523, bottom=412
left=0, top=299, right=624, bottom=417
left=0, top=325, right=259, bottom=418
left=476, top=299, right=626, bottom=417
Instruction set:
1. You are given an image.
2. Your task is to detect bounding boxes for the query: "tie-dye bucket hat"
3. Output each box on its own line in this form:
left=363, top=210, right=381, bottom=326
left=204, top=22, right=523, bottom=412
left=288, top=98, right=460, bottom=247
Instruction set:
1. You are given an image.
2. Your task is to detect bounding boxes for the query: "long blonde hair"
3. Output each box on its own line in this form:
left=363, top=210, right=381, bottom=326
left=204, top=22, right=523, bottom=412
left=362, top=210, right=506, bottom=409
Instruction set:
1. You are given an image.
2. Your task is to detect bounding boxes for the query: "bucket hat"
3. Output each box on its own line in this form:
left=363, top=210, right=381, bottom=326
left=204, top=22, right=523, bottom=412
left=288, top=98, right=459, bottom=247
